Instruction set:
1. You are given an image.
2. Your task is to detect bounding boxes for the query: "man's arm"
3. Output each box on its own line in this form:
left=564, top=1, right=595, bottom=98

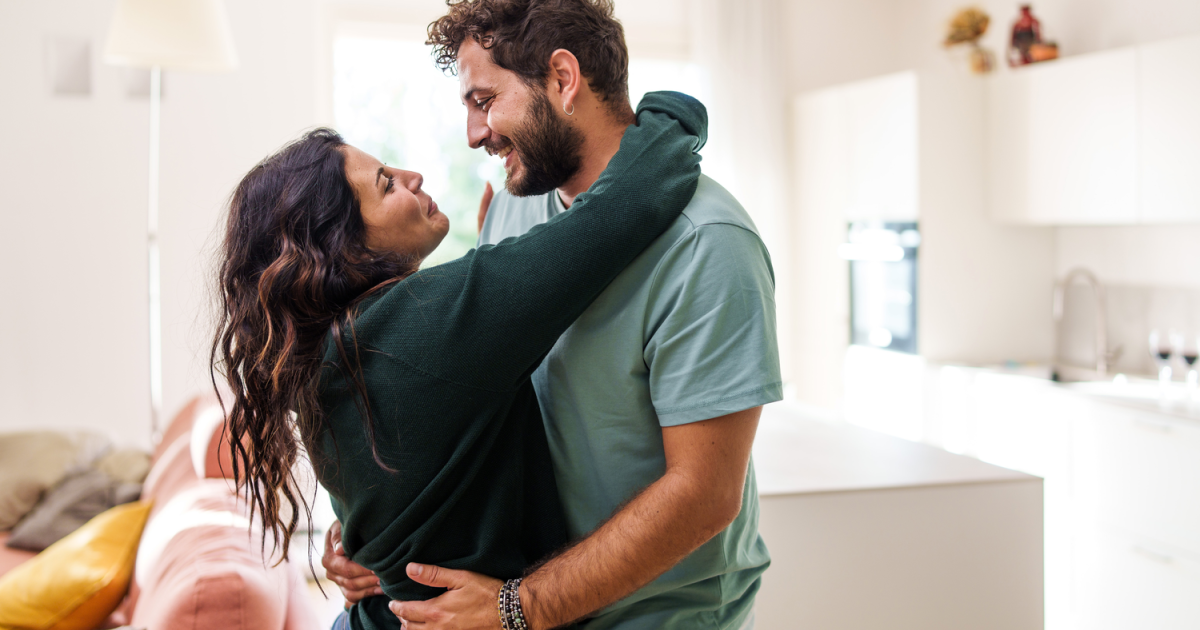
left=389, top=406, right=761, bottom=629
left=521, top=405, right=761, bottom=628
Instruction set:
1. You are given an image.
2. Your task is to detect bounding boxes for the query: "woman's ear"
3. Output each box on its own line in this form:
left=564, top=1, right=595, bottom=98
left=546, top=48, right=582, bottom=115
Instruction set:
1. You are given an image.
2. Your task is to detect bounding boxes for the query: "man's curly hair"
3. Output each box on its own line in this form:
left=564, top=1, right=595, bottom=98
left=427, top=0, right=631, bottom=115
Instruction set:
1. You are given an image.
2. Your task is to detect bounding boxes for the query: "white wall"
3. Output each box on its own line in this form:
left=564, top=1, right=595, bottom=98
left=0, top=0, right=320, bottom=448
left=1056, top=226, right=1200, bottom=288
left=895, top=0, right=1200, bottom=68
left=0, top=0, right=148, bottom=445
left=779, top=0, right=914, bottom=95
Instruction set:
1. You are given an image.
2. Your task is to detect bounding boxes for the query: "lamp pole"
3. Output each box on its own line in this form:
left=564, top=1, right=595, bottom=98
left=148, top=65, right=163, bottom=444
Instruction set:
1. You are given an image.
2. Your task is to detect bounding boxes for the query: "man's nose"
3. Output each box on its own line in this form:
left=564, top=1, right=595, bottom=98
left=466, top=109, right=491, bottom=150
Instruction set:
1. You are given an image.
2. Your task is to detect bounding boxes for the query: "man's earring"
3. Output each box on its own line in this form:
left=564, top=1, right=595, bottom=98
left=563, top=102, right=575, bottom=116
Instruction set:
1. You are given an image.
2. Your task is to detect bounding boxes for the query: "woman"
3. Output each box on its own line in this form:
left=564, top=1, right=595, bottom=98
left=212, top=92, right=705, bottom=630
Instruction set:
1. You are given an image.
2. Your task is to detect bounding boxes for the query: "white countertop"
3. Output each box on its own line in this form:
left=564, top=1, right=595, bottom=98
left=940, top=361, right=1200, bottom=423
left=753, top=402, right=1037, bottom=497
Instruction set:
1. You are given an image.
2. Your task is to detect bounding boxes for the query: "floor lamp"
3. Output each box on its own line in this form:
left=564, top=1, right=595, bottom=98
left=103, top=0, right=238, bottom=444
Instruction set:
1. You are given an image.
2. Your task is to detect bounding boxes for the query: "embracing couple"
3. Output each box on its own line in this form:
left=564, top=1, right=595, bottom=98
left=212, top=1, right=780, bottom=629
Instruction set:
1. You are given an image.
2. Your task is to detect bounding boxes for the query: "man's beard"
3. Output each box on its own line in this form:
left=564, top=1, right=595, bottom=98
left=488, top=90, right=584, bottom=197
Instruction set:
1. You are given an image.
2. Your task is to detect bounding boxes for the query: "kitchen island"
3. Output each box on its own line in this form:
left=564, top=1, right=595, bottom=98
left=752, top=402, right=1043, bottom=630
left=842, top=345, right=1200, bottom=630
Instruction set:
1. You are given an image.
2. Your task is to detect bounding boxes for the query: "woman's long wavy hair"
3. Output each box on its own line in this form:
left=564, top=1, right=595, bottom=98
left=212, top=128, right=416, bottom=561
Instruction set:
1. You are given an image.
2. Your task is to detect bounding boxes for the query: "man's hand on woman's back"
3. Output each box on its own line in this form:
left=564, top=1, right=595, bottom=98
left=323, top=520, right=383, bottom=607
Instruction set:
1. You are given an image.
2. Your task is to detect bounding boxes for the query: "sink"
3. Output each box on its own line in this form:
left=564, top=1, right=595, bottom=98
left=1064, top=378, right=1167, bottom=401
left=1063, top=377, right=1199, bottom=416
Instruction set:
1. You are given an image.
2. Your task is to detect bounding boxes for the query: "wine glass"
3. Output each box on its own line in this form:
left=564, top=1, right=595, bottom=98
left=1175, top=332, right=1200, bottom=404
left=1151, top=329, right=1173, bottom=376
left=1150, top=329, right=1173, bottom=405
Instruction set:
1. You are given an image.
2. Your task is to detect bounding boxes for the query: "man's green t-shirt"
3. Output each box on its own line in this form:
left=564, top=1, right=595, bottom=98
left=478, top=175, right=781, bottom=629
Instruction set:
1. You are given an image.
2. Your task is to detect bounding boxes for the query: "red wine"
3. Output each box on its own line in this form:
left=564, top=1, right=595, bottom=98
left=1157, top=350, right=1173, bottom=361
left=1184, top=353, right=1198, bottom=366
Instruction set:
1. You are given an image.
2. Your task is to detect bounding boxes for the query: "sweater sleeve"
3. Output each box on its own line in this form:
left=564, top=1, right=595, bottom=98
left=357, top=92, right=706, bottom=390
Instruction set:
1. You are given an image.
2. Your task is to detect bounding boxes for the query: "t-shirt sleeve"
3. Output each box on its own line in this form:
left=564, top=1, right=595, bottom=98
left=643, top=223, right=783, bottom=426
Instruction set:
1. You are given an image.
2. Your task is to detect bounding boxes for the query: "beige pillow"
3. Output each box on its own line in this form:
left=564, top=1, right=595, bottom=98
left=0, top=431, right=110, bottom=529
left=95, top=448, right=153, bottom=484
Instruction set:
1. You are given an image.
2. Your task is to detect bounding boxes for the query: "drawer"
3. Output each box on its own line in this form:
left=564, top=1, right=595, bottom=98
left=1074, top=403, right=1200, bottom=554
left=1076, top=526, right=1200, bottom=630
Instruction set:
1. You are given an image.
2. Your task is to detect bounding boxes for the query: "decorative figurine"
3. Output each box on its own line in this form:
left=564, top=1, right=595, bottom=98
left=1009, top=4, right=1040, bottom=65
left=944, top=7, right=995, bottom=74
left=1008, top=4, right=1057, bottom=66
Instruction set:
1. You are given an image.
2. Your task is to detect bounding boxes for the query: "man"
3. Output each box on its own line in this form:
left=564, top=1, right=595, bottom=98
left=325, top=1, right=780, bottom=628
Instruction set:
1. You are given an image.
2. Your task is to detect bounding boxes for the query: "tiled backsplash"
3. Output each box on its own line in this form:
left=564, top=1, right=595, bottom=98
left=1058, top=283, right=1200, bottom=377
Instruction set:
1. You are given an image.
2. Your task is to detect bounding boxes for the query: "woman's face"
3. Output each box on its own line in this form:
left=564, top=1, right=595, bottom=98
left=343, top=145, right=449, bottom=260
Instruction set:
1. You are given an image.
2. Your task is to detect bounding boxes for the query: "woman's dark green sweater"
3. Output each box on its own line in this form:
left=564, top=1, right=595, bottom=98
left=315, top=92, right=707, bottom=630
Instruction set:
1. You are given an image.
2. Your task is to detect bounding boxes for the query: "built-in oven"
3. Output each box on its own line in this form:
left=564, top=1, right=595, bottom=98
left=841, top=222, right=920, bottom=354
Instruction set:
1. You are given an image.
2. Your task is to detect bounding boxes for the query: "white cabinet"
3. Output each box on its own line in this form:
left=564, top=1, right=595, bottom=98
left=929, top=370, right=1083, bottom=630
left=1073, top=403, right=1200, bottom=555
left=914, top=368, right=1200, bottom=629
left=1075, top=526, right=1200, bottom=630
left=794, top=72, right=918, bottom=223
left=754, top=406, right=1043, bottom=630
left=1139, top=35, right=1200, bottom=223
left=987, top=49, right=1138, bottom=224
left=841, top=73, right=918, bottom=222
left=988, top=34, right=1200, bottom=225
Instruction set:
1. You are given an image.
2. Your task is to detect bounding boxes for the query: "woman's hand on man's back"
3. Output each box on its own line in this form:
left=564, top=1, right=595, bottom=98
left=478, top=181, right=494, bottom=234
left=323, top=519, right=383, bottom=607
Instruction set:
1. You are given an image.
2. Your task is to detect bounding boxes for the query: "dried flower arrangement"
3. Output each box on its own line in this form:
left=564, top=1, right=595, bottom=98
left=944, top=7, right=995, bottom=74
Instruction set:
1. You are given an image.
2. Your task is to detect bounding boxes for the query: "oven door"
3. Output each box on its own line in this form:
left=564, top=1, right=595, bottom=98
left=842, top=222, right=919, bottom=354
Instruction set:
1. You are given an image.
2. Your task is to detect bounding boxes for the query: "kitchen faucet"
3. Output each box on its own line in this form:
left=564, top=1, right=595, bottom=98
left=1052, top=268, right=1121, bottom=381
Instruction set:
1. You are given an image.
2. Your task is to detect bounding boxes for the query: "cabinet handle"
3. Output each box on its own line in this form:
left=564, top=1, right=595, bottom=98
left=1133, top=417, right=1174, bottom=433
left=1132, top=544, right=1174, bottom=565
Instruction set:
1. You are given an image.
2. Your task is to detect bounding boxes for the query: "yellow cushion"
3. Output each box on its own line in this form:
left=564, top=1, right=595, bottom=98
left=0, top=501, right=152, bottom=630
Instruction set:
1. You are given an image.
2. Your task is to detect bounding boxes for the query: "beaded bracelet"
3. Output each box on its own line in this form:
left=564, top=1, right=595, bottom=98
left=496, top=578, right=528, bottom=630
left=497, top=581, right=507, bottom=630
left=507, top=579, right=528, bottom=630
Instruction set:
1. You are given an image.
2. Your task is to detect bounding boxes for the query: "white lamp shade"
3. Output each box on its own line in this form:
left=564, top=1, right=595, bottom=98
left=104, top=0, right=238, bottom=71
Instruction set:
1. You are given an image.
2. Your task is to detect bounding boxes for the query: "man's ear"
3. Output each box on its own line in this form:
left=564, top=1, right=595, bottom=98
left=547, top=48, right=582, bottom=113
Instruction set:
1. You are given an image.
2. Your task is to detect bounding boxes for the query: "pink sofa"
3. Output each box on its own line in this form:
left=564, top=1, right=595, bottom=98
left=0, top=532, right=36, bottom=576
left=108, top=395, right=320, bottom=630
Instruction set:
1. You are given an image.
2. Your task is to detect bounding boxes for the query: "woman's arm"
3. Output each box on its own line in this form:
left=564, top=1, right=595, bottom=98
left=359, top=92, right=706, bottom=389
